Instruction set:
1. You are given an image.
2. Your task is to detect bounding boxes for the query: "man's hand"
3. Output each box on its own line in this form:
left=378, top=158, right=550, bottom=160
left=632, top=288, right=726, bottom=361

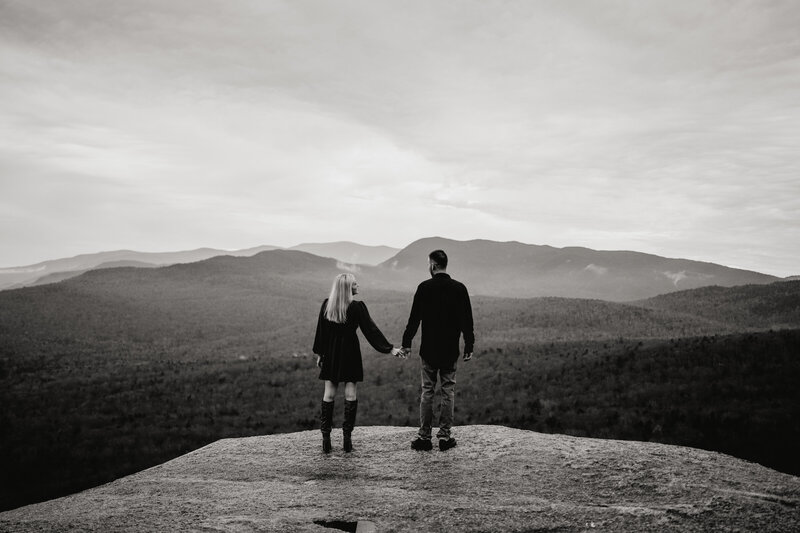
left=399, top=347, right=411, bottom=358
left=463, top=352, right=473, bottom=362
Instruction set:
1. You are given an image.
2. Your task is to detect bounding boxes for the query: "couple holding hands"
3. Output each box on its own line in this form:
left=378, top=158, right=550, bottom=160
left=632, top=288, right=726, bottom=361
left=313, top=249, right=474, bottom=454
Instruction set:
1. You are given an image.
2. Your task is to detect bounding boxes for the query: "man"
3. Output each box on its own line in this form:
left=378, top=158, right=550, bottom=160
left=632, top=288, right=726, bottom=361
left=400, top=249, right=474, bottom=451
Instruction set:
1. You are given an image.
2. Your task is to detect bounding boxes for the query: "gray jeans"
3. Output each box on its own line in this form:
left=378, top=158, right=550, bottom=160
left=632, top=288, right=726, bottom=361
left=419, top=359, right=457, bottom=440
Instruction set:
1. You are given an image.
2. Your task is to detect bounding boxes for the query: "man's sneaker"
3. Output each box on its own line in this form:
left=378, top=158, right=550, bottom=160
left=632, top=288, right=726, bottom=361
left=411, top=438, right=433, bottom=451
left=439, top=438, right=457, bottom=451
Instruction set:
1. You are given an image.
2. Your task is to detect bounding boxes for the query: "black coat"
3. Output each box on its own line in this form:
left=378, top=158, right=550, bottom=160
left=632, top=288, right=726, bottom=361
left=402, top=272, right=475, bottom=369
left=313, top=299, right=393, bottom=383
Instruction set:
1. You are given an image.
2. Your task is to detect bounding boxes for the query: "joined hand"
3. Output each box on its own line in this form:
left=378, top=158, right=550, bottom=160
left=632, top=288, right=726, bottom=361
left=391, top=347, right=407, bottom=359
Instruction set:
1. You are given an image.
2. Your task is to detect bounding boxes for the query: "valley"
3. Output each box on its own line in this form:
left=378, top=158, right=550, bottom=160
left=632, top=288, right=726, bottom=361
left=1, top=246, right=798, bottom=511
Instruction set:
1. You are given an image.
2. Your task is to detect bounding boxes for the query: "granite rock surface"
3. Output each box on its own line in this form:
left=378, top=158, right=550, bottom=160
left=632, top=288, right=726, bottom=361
left=1, top=425, right=798, bottom=532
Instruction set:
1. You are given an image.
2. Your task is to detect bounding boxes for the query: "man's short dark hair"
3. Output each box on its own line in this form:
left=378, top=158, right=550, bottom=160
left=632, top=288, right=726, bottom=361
left=429, top=249, right=448, bottom=269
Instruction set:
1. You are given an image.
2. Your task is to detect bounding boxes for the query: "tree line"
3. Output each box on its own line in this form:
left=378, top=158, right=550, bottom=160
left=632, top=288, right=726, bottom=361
left=2, top=328, right=798, bottom=511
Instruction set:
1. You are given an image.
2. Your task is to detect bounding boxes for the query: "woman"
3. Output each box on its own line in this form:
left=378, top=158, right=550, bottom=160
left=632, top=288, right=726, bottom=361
left=313, top=273, right=402, bottom=453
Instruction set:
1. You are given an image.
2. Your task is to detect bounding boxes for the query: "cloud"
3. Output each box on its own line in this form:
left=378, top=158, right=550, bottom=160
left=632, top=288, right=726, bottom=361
left=584, top=264, right=609, bottom=276
left=0, top=0, right=798, bottom=275
left=662, top=271, right=687, bottom=287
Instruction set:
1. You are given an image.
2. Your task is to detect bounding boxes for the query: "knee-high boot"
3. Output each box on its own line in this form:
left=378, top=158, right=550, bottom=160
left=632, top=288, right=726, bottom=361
left=342, top=399, right=358, bottom=452
left=320, top=400, right=334, bottom=453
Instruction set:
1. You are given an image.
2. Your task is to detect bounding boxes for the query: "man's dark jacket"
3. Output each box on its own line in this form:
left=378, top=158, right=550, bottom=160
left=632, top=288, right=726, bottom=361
left=402, top=272, right=475, bottom=369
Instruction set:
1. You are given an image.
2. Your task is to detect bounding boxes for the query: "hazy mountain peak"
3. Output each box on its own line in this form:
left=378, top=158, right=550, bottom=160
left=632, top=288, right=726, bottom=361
left=0, top=245, right=282, bottom=291
left=288, top=242, right=399, bottom=266
left=379, top=237, right=778, bottom=300
left=1, top=237, right=781, bottom=299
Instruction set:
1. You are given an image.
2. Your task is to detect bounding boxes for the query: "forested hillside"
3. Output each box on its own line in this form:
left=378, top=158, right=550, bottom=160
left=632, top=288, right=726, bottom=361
left=3, top=328, right=797, bottom=512
left=1, top=252, right=798, bottom=511
left=634, top=280, right=800, bottom=328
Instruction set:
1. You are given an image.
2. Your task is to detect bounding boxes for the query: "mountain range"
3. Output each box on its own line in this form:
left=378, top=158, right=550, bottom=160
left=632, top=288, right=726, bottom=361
left=377, top=237, right=782, bottom=301
left=0, top=245, right=279, bottom=290
left=288, top=241, right=400, bottom=266
left=3, top=248, right=797, bottom=359
left=0, top=242, right=399, bottom=291
left=1, top=242, right=798, bottom=512
left=0, top=237, right=789, bottom=300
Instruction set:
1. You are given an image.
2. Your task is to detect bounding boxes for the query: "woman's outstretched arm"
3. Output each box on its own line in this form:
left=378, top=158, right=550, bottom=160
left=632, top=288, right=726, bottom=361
left=355, top=301, right=394, bottom=354
left=312, top=300, right=327, bottom=356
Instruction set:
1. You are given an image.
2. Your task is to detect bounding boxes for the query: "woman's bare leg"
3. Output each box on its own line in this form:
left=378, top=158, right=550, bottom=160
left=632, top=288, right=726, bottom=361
left=344, top=382, right=357, bottom=401
left=323, top=380, right=338, bottom=402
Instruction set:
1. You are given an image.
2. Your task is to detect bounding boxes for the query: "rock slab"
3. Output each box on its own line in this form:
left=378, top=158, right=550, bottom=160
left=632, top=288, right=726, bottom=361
left=1, top=425, right=798, bottom=532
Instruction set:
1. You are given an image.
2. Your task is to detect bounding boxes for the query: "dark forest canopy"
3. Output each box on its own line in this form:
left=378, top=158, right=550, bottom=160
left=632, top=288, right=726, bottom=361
left=1, top=256, right=798, bottom=511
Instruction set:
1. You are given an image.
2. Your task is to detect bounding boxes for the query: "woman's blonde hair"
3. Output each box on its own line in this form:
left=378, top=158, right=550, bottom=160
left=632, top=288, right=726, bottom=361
left=325, top=273, right=356, bottom=323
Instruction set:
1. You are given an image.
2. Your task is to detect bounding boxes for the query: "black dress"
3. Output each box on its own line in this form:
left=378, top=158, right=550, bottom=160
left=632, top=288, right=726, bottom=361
left=313, top=299, right=393, bottom=382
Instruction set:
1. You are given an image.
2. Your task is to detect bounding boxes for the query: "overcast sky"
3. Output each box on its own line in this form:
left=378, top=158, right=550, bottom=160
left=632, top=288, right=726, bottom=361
left=1, top=1, right=798, bottom=276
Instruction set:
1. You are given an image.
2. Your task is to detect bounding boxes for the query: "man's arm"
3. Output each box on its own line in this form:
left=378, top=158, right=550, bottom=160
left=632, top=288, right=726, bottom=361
left=401, top=286, right=423, bottom=350
left=461, top=285, right=474, bottom=359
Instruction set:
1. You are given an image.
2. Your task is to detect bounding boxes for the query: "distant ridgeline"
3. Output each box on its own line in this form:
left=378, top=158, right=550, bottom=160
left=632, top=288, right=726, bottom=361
left=375, top=237, right=782, bottom=301
left=0, top=241, right=397, bottom=291
left=0, top=244, right=798, bottom=512
left=1, top=237, right=787, bottom=300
